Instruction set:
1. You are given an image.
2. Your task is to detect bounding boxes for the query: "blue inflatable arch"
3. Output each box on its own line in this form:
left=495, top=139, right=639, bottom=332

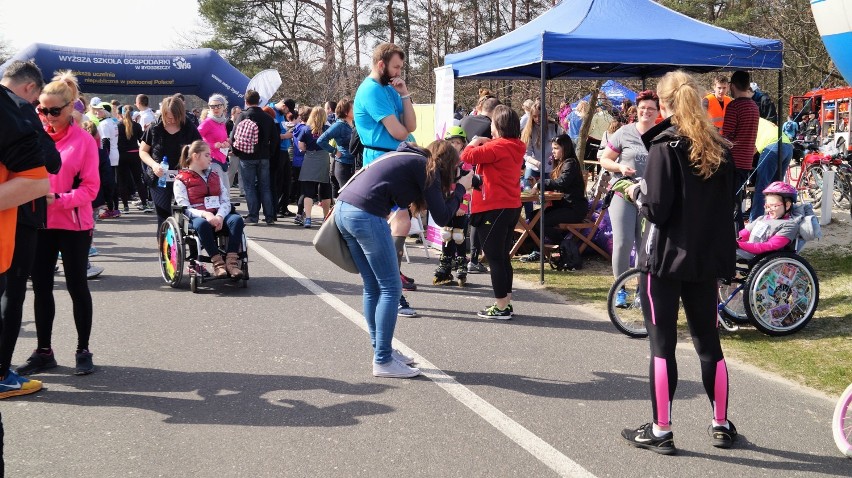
left=0, top=43, right=250, bottom=108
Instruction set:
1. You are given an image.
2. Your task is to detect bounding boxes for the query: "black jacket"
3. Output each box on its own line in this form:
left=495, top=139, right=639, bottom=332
left=231, top=106, right=279, bottom=161
left=3, top=86, right=61, bottom=229
left=636, top=121, right=736, bottom=281
left=540, top=157, right=586, bottom=208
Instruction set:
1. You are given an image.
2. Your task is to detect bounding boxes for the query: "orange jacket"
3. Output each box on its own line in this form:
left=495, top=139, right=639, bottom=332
left=705, top=94, right=732, bottom=131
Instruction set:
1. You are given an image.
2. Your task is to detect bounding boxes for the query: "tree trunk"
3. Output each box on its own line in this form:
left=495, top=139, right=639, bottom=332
left=403, top=0, right=410, bottom=79
left=388, top=0, right=395, bottom=44
left=577, top=82, right=603, bottom=162
left=353, top=0, right=360, bottom=70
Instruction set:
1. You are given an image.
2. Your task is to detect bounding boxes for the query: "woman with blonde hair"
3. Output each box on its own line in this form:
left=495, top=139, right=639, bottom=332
left=20, top=71, right=101, bottom=376
left=620, top=70, right=736, bottom=454
left=295, top=106, right=331, bottom=228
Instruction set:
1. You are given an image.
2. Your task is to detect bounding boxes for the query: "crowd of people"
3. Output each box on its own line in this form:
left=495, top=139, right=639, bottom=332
left=0, top=40, right=812, bottom=465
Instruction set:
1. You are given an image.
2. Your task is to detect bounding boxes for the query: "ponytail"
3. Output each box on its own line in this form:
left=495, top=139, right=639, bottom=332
left=179, top=140, right=209, bottom=169
left=43, top=70, right=80, bottom=105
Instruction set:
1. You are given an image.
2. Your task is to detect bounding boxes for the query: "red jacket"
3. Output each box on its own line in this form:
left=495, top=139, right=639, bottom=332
left=460, top=137, right=526, bottom=213
left=176, top=169, right=222, bottom=213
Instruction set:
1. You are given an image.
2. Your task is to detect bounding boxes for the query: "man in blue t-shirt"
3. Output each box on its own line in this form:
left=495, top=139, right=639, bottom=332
left=353, top=43, right=417, bottom=166
left=353, top=42, right=419, bottom=317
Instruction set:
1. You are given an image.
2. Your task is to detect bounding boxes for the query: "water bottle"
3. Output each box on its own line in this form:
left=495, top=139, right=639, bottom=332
left=157, top=156, right=169, bottom=187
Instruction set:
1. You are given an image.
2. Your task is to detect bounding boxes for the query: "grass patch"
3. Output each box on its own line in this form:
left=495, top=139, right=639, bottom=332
left=513, top=248, right=852, bottom=396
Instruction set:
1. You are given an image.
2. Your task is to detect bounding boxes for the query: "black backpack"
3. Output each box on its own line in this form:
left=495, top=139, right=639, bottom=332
left=549, top=235, right=583, bottom=271
left=349, top=124, right=364, bottom=169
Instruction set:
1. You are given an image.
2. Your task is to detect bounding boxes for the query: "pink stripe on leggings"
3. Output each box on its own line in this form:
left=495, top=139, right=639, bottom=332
left=714, top=358, right=729, bottom=422
left=654, top=356, right=671, bottom=426
left=646, top=273, right=656, bottom=325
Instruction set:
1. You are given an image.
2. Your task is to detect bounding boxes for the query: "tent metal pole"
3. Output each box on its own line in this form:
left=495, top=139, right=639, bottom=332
left=777, top=69, right=784, bottom=181
left=539, top=61, right=547, bottom=284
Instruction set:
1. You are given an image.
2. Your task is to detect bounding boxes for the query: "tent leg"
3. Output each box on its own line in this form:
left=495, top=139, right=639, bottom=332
left=777, top=69, right=784, bottom=181
left=539, top=62, right=547, bottom=284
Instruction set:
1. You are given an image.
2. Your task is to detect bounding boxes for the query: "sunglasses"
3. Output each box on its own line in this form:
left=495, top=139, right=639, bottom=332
left=208, top=104, right=224, bottom=109
left=38, top=102, right=70, bottom=117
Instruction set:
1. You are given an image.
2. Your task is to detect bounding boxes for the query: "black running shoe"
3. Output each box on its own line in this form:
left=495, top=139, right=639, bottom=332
left=74, top=350, right=95, bottom=376
left=621, top=423, right=676, bottom=455
left=16, top=349, right=58, bottom=376
left=709, top=420, right=738, bottom=448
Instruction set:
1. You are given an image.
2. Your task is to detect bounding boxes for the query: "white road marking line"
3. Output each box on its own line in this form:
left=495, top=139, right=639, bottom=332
left=248, top=239, right=596, bottom=478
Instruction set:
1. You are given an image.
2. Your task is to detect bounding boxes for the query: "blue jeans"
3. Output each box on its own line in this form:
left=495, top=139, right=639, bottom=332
left=239, top=158, right=274, bottom=222
left=751, top=143, right=793, bottom=222
left=191, top=213, right=244, bottom=255
left=335, top=201, right=401, bottom=364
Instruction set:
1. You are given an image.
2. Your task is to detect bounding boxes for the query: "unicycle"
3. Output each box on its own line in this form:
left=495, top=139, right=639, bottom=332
left=833, top=383, right=852, bottom=458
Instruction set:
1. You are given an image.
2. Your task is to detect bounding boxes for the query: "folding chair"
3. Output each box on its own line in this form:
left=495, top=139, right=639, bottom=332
left=403, top=214, right=431, bottom=263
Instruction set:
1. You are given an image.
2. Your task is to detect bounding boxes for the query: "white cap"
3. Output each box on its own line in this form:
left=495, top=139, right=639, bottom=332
left=90, top=97, right=104, bottom=109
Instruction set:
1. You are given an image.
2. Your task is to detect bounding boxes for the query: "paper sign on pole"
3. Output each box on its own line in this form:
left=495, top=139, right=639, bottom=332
left=434, top=65, right=455, bottom=141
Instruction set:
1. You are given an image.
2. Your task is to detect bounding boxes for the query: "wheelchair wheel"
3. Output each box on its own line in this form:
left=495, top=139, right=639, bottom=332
left=743, top=251, right=819, bottom=336
left=833, top=383, right=852, bottom=458
left=717, top=280, right=748, bottom=324
left=607, top=268, right=647, bottom=338
left=190, top=274, right=199, bottom=293
left=158, top=217, right=185, bottom=287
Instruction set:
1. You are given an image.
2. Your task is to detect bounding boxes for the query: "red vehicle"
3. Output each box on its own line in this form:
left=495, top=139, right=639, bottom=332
left=790, top=86, right=852, bottom=152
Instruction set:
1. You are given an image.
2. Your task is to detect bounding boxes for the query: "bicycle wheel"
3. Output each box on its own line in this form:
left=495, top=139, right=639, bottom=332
left=718, top=279, right=748, bottom=324
left=801, top=166, right=824, bottom=208
left=744, top=252, right=819, bottom=336
left=607, top=268, right=647, bottom=338
left=833, top=383, right=852, bottom=458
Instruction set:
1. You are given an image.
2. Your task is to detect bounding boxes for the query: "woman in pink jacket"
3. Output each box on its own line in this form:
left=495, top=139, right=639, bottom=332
left=17, top=71, right=100, bottom=377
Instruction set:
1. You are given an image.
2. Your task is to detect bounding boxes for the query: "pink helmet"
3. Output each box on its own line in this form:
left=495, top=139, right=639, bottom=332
left=763, top=181, right=797, bottom=202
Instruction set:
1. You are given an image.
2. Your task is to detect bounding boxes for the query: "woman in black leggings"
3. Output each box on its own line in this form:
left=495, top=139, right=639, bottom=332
left=460, top=105, right=527, bottom=319
left=18, top=71, right=101, bottom=376
left=619, top=70, right=736, bottom=455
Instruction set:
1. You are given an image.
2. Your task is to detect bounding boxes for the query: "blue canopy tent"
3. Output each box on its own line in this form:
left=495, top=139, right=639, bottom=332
left=0, top=44, right=250, bottom=108
left=443, top=0, right=784, bottom=283
left=578, top=80, right=637, bottom=107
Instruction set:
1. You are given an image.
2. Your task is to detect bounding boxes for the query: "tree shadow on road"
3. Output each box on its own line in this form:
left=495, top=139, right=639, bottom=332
left=32, top=366, right=396, bottom=428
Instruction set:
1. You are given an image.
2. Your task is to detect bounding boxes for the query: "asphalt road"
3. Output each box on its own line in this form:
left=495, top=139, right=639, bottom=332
left=3, top=204, right=849, bottom=477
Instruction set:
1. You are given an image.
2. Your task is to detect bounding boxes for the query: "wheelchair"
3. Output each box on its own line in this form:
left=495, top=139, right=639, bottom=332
left=607, top=238, right=819, bottom=338
left=717, top=240, right=818, bottom=336
left=157, top=205, right=249, bottom=292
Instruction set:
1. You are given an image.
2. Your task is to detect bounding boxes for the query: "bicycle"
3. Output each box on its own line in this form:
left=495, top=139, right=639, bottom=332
left=833, top=383, right=852, bottom=458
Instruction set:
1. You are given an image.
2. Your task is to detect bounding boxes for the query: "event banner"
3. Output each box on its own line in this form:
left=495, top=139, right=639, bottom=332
left=1, top=43, right=250, bottom=108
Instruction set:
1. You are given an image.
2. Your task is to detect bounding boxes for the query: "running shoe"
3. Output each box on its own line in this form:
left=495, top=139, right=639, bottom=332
left=519, top=250, right=541, bottom=263
left=398, top=295, right=418, bottom=317
left=477, top=304, right=513, bottom=320
left=709, top=421, right=738, bottom=448
left=0, top=369, right=43, bottom=399
left=400, top=272, right=416, bottom=285
left=621, top=423, right=676, bottom=455
left=74, top=349, right=95, bottom=375
left=86, top=263, right=104, bottom=279
left=16, top=349, right=58, bottom=376
left=142, top=203, right=154, bottom=213
left=615, top=288, right=629, bottom=308
left=88, top=246, right=99, bottom=257
left=303, top=218, right=312, bottom=228
left=401, top=273, right=417, bottom=291
left=467, top=262, right=487, bottom=273
left=294, top=214, right=304, bottom=226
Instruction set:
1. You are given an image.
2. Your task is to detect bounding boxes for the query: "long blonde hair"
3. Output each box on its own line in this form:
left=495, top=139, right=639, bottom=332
left=307, top=106, right=326, bottom=135
left=656, top=70, right=731, bottom=179
left=521, top=100, right=541, bottom=147
left=42, top=70, right=79, bottom=105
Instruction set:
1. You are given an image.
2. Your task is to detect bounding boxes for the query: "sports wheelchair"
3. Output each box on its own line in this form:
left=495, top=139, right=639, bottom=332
left=157, top=205, right=249, bottom=292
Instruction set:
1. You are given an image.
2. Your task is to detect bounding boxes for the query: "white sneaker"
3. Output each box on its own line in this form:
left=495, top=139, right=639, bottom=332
left=392, top=349, right=415, bottom=365
left=373, top=358, right=421, bottom=378
left=86, top=263, right=104, bottom=279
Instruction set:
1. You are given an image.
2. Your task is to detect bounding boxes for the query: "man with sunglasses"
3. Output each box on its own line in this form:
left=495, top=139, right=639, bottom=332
left=0, top=60, right=61, bottom=401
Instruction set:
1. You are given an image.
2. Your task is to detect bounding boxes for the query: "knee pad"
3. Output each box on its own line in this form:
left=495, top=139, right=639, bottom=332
left=441, top=228, right=452, bottom=242
left=452, top=228, right=465, bottom=244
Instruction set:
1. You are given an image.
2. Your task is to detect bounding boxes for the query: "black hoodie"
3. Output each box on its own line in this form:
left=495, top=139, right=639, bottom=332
left=3, top=86, right=62, bottom=229
left=636, top=118, right=736, bottom=281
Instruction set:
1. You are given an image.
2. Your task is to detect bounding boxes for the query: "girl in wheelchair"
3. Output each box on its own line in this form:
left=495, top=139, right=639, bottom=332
left=174, top=140, right=244, bottom=279
left=737, top=181, right=800, bottom=255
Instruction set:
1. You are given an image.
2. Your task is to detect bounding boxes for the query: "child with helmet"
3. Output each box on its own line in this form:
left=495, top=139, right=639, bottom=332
left=434, top=126, right=472, bottom=286
left=737, top=181, right=800, bottom=255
